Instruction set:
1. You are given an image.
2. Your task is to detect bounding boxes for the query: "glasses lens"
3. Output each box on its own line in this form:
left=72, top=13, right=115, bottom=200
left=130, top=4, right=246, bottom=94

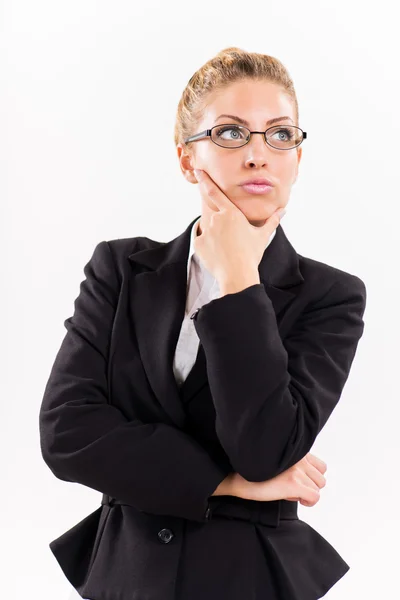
left=211, top=124, right=303, bottom=149
left=266, top=125, right=303, bottom=149
left=211, top=125, right=250, bottom=148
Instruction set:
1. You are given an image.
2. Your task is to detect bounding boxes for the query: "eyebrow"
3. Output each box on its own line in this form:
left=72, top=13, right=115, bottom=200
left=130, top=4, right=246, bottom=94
left=214, top=114, right=294, bottom=127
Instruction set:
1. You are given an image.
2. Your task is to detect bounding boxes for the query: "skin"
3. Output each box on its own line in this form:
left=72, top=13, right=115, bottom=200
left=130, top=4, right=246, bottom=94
left=176, top=79, right=325, bottom=507
left=191, top=167, right=284, bottom=295
left=177, top=79, right=302, bottom=232
left=212, top=453, right=327, bottom=508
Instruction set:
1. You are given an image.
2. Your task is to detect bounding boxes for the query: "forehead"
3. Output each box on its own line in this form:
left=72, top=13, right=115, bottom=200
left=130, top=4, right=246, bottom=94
left=203, top=80, right=295, bottom=124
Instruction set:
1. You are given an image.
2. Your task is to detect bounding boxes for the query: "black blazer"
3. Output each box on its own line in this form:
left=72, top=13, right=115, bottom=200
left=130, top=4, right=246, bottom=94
left=39, top=215, right=367, bottom=600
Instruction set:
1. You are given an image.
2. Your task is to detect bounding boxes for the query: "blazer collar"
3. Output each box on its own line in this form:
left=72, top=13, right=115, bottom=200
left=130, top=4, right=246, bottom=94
left=128, top=214, right=303, bottom=289
left=126, top=215, right=304, bottom=428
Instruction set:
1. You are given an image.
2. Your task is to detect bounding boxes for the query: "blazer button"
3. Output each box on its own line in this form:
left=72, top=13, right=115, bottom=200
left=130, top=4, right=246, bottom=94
left=190, top=308, right=200, bottom=320
left=158, top=528, right=174, bottom=544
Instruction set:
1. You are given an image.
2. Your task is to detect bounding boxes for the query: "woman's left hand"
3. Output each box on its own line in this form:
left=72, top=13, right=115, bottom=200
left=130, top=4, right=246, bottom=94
left=193, top=168, right=286, bottom=283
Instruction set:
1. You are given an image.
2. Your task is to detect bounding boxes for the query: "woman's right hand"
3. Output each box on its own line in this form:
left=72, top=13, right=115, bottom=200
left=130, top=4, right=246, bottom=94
left=232, top=453, right=327, bottom=507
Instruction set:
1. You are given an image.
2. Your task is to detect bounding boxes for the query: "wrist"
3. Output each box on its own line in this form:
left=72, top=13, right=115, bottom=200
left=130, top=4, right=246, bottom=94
left=225, top=472, right=254, bottom=499
left=211, top=472, right=261, bottom=501
left=218, top=270, right=260, bottom=295
left=211, top=472, right=236, bottom=496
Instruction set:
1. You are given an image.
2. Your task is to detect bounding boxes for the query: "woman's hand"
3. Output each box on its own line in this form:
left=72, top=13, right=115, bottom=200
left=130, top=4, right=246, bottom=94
left=229, top=453, right=328, bottom=507
left=193, top=169, right=285, bottom=283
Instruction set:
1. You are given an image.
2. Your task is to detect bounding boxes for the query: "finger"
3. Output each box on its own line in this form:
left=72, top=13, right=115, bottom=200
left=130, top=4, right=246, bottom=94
left=194, top=169, right=234, bottom=212
left=290, top=475, right=321, bottom=506
left=254, top=209, right=282, bottom=245
left=202, top=190, right=219, bottom=215
left=193, top=170, right=219, bottom=215
left=306, top=463, right=327, bottom=489
left=306, top=453, right=328, bottom=473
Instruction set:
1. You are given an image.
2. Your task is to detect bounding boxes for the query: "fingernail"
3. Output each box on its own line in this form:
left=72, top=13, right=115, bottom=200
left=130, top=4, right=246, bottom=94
left=277, top=208, right=286, bottom=218
left=194, top=169, right=202, bottom=179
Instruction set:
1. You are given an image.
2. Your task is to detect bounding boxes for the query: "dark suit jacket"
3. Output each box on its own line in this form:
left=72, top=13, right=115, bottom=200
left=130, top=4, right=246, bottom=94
left=39, top=215, right=367, bottom=600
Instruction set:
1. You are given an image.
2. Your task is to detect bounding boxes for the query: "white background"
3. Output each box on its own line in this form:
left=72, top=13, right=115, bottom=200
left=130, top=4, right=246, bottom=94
left=3, top=1, right=399, bottom=599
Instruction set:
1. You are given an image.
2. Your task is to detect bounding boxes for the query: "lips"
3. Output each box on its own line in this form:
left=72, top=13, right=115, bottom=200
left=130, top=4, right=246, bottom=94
left=240, top=178, right=274, bottom=186
left=240, top=182, right=273, bottom=195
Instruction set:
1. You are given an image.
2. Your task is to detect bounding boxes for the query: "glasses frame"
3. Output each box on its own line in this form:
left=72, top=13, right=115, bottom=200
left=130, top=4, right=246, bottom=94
left=184, top=124, right=307, bottom=150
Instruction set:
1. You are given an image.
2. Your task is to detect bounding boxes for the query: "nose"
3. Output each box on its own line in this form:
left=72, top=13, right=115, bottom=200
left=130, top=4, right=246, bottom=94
left=244, top=132, right=271, bottom=166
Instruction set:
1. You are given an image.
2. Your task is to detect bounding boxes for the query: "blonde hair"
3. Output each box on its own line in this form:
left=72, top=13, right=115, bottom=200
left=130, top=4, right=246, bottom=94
left=174, top=46, right=299, bottom=152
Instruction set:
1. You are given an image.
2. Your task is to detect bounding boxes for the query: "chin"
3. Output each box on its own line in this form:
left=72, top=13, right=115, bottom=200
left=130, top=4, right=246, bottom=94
left=248, top=218, right=270, bottom=227
left=234, top=196, right=275, bottom=215
left=236, top=206, right=274, bottom=226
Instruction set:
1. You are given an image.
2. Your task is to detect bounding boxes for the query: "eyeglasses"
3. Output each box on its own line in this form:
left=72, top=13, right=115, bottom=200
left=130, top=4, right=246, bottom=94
left=184, top=124, right=307, bottom=150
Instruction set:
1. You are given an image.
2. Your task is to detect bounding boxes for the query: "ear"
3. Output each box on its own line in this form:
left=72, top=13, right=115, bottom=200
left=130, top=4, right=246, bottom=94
left=297, top=146, right=303, bottom=166
left=177, top=144, right=197, bottom=184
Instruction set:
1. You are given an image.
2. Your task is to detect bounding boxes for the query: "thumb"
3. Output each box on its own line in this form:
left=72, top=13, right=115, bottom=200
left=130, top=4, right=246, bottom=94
left=276, top=207, right=287, bottom=220
left=258, top=207, right=286, bottom=243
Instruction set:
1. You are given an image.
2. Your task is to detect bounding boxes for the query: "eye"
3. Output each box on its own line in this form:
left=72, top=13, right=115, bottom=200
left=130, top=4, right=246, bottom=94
left=269, top=127, right=295, bottom=141
left=215, top=125, right=246, bottom=140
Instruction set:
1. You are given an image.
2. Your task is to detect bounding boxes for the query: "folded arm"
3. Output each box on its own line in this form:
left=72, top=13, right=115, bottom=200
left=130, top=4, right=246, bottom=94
left=192, top=277, right=366, bottom=482
left=39, top=241, right=230, bottom=523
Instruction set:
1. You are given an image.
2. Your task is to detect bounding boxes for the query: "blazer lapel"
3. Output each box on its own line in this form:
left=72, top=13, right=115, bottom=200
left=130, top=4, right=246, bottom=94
left=127, top=215, right=304, bottom=429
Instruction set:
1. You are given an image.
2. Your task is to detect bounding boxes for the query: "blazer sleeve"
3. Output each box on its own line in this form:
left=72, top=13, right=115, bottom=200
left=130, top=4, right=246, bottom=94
left=192, top=277, right=367, bottom=482
left=38, top=240, right=229, bottom=523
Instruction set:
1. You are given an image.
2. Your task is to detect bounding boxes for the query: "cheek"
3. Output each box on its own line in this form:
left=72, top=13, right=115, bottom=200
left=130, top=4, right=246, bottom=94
left=216, top=158, right=242, bottom=186
left=273, top=163, right=296, bottom=187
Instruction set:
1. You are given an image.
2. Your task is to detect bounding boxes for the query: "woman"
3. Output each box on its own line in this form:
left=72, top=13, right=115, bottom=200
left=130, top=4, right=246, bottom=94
left=40, top=47, right=367, bottom=600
